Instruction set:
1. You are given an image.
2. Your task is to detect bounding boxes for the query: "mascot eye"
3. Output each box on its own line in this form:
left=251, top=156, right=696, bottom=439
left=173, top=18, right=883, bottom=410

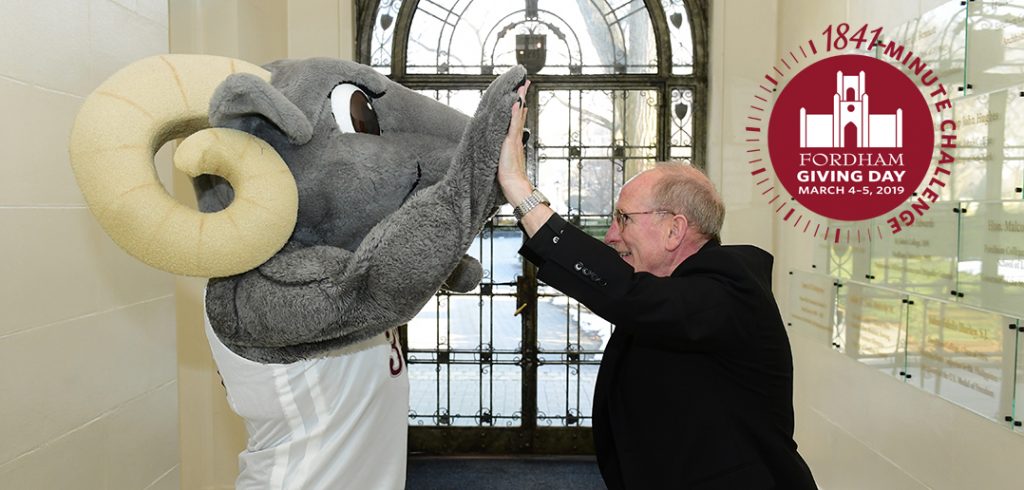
left=330, top=83, right=381, bottom=135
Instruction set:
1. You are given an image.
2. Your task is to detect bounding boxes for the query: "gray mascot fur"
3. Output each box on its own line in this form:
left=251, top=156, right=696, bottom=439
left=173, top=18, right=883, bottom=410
left=70, top=56, right=527, bottom=363
left=202, top=60, right=527, bottom=363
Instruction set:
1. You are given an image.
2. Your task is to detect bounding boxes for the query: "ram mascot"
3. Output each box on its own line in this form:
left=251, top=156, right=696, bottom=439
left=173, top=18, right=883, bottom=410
left=69, top=55, right=527, bottom=489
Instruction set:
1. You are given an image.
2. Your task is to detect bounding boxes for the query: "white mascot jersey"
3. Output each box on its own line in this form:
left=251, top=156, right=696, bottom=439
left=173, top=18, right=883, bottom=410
left=205, top=318, right=409, bottom=490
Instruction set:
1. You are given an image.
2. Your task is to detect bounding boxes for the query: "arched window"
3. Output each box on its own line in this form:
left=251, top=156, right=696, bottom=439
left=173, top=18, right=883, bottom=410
left=359, top=0, right=705, bottom=164
left=356, top=0, right=708, bottom=453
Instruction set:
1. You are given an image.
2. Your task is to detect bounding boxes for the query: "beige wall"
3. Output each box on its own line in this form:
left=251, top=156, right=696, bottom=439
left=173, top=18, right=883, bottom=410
left=0, top=1, right=356, bottom=488
left=168, top=1, right=355, bottom=488
left=707, top=0, right=779, bottom=253
left=0, top=1, right=178, bottom=489
left=706, top=0, right=1024, bottom=488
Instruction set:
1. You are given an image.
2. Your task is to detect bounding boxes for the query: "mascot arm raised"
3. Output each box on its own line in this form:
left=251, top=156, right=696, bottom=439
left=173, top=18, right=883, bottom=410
left=200, top=60, right=527, bottom=363
left=70, top=55, right=526, bottom=364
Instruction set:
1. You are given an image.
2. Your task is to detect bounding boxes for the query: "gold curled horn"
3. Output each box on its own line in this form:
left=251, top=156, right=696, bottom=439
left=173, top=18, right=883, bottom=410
left=69, top=55, right=298, bottom=278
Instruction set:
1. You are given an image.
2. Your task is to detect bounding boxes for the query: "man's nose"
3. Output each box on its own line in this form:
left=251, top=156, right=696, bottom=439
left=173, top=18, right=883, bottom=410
left=604, top=220, right=621, bottom=244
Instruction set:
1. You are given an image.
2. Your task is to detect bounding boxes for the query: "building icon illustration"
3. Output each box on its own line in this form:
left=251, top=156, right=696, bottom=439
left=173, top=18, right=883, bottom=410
left=799, top=71, right=903, bottom=148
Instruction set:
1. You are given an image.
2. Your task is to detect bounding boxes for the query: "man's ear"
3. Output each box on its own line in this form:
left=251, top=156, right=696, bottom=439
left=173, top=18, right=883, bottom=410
left=666, top=214, right=688, bottom=250
left=210, top=73, right=313, bottom=145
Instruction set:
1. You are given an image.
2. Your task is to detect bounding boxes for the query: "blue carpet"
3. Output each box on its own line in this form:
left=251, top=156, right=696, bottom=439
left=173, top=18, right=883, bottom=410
left=406, top=455, right=607, bottom=490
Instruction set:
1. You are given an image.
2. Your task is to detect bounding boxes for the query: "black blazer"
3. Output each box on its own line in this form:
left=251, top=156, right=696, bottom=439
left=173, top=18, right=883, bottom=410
left=521, top=214, right=817, bottom=490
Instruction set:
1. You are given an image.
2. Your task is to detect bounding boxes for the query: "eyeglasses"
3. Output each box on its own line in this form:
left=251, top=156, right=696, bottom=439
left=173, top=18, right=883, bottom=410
left=613, top=209, right=673, bottom=228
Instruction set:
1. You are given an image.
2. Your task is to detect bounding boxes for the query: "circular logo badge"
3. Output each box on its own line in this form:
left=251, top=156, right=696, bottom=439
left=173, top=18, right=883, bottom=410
left=749, top=24, right=957, bottom=241
left=768, top=54, right=934, bottom=222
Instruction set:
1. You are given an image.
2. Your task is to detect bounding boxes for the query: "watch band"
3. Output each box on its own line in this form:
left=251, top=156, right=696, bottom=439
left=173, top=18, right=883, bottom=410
left=513, top=189, right=550, bottom=220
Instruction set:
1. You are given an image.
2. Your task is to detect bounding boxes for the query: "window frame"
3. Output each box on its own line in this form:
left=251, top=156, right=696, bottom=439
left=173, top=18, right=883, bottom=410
left=355, top=0, right=709, bottom=168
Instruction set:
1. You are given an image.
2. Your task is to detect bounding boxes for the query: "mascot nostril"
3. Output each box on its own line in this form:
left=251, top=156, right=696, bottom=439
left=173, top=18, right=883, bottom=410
left=70, top=54, right=527, bottom=489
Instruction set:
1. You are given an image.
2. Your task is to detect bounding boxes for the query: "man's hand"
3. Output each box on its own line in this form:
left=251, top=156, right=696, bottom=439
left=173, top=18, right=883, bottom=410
left=497, top=81, right=552, bottom=237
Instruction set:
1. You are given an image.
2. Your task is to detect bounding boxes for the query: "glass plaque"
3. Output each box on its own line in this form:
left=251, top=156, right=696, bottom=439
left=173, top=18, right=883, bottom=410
left=835, top=281, right=908, bottom=378
left=786, top=270, right=837, bottom=344
left=966, top=1, right=1024, bottom=94
left=1002, top=85, right=1024, bottom=199
left=886, top=0, right=967, bottom=95
left=905, top=296, right=1016, bottom=422
left=950, top=88, right=1024, bottom=201
left=957, top=201, right=1024, bottom=317
left=809, top=237, right=831, bottom=274
left=870, top=203, right=959, bottom=298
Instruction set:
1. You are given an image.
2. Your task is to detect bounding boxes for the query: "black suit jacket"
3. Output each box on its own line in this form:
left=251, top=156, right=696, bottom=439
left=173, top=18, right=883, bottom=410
left=520, top=214, right=817, bottom=490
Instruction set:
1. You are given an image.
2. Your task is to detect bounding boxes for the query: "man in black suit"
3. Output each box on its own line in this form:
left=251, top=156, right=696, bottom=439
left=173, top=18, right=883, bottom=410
left=498, top=83, right=817, bottom=489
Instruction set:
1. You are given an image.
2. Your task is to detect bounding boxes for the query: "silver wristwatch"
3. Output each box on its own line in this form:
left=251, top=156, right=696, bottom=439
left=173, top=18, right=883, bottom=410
left=513, top=189, right=550, bottom=220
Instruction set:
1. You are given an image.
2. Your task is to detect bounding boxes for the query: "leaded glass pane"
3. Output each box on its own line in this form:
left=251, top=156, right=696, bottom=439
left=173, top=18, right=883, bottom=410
left=370, top=0, right=404, bottom=74
left=537, top=364, right=599, bottom=427
left=416, top=88, right=483, bottom=116
left=408, top=362, right=523, bottom=427
left=661, top=0, right=694, bottom=74
left=406, top=0, right=657, bottom=74
left=536, top=89, right=655, bottom=229
left=670, top=86, right=694, bottom=162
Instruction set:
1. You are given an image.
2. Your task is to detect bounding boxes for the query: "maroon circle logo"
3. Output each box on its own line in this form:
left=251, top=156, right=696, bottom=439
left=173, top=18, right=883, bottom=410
left=768, top=54, right=934, bottom=222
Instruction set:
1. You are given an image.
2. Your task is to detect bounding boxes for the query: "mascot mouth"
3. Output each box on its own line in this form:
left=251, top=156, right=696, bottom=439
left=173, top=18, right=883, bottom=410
left=402, top=161, right=422, bottom=203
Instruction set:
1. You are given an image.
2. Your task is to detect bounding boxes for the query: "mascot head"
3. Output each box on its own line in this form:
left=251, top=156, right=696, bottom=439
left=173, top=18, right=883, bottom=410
left=69, top=55, right=524, bottom=277
left=68, top=55, right=526, bottom=362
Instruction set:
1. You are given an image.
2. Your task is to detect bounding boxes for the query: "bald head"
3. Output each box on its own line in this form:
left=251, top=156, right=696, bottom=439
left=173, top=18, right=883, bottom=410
left=638, top=162, right=724, bottom=242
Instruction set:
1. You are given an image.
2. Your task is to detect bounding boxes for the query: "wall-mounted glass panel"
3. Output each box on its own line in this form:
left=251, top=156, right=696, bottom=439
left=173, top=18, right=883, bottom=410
left=809, top=236, right=831, bottom=273
left=1013, top=320, right=1024, bottom=432
left=950, top=88, right=1024, bottom=200
left=966, top=1, right=1024, bottom=94
left=905, top=296, right=1016, bottom=423
left=827, top=234, right=872, bottom=283
left=786, top=270, right=837, bottom=344
left=886, top=0, right=967, bottom=94
left=370, top=0, right=405, bottom=74
left=406, top=0, right=657, bottom=75
left=1004, top=86, right=1024, bottom=199
left=957, top=200, right=1024, bottom=317
left=870, top=203, right=959, bottom=298
left=835, top=282, right=908, bottom=378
